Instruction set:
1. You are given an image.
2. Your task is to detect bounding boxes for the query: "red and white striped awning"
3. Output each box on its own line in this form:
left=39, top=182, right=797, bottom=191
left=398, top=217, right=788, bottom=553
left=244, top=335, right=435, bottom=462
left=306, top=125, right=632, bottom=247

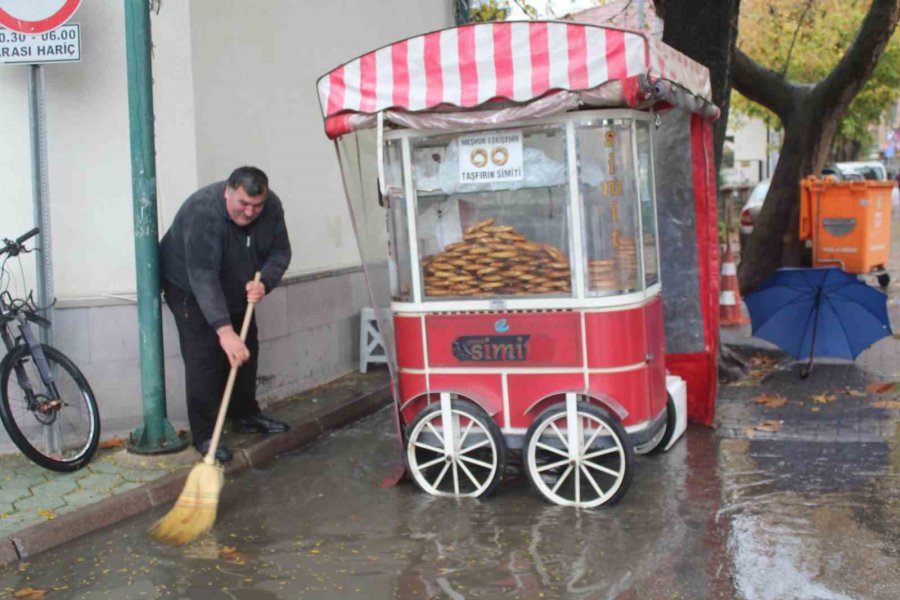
left=317, top=21, right=717, bottom=139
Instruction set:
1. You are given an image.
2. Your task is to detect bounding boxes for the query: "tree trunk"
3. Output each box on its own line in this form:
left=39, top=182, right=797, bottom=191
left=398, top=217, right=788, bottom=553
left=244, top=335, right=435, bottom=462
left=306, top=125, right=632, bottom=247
left=737, top=80, right=854, bottom=291
left=832, top=138, right=862, bottom=162
left=658, top=0, right=741, bottom=173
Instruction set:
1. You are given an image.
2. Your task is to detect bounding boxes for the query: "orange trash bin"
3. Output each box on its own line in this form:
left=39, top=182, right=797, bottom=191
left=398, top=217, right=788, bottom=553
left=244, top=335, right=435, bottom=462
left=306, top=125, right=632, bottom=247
left=800, top=176, right=894, bottom=274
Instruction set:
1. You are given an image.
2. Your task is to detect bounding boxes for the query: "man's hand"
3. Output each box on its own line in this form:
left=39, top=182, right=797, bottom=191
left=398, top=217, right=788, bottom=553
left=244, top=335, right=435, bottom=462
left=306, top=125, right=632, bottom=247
left=217, top=325, right=250, bottom=367
left=246, top=279, right=266, bottom=304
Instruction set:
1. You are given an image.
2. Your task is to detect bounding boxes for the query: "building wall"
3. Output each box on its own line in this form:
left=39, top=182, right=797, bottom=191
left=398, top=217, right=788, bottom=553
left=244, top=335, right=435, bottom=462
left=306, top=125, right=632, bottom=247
left=723, top=115, right=770, bottom=186
left=186, top=0, right=453, bottom=276
left=0, top=2, right=451, bottom=451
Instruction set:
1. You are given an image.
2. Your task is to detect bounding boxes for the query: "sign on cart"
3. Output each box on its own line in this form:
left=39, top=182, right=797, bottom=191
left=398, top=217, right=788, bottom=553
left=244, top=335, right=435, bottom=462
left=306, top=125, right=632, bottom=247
left=459, top=130, right=524, bottom=184
left=0, top=24, right=79, bottom=64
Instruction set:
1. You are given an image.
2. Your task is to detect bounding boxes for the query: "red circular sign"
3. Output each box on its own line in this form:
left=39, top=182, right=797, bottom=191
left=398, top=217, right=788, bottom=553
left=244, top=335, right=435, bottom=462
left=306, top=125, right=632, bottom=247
left=0, top=0, right=81, bottom=35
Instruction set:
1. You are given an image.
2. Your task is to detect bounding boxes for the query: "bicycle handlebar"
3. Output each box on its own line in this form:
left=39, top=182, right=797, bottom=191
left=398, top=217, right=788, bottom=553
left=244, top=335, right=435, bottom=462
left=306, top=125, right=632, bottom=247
left=1, top=228, right=40, bottom=257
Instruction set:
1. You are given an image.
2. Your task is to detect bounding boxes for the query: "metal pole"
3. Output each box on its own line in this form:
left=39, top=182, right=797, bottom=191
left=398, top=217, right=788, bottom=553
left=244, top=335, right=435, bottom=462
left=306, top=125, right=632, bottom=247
left=27, top=64, right=53, bottom=345
left=123, top=0, right=187, bottom=454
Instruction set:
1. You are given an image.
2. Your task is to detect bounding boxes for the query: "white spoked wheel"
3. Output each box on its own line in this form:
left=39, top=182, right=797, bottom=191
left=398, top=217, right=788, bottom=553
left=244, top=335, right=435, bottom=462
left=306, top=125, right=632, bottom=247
left=524, top=398, right=633, bottom=508
left=405, top=396, right=506, bottom=498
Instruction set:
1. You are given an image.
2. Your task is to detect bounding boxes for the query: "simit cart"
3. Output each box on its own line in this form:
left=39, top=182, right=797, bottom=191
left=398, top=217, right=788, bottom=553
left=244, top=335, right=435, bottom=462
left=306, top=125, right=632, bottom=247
left=317, top=20, right=721, bottom=507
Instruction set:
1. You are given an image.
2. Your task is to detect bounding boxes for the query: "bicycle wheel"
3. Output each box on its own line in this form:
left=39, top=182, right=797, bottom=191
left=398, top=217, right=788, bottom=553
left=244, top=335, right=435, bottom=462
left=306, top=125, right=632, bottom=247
left=0, top=344, right=100, bottom=471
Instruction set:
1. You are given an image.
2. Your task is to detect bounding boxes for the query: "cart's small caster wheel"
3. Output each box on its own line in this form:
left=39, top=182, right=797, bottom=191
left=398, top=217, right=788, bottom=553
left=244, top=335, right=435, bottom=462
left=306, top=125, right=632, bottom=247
left=646, top=394, right=677, bottom=455
left=404, top=398, right=506, bottom=498
left=524, top=401, right=633, bottom=508
left=877, top=273, right=890, bottom=289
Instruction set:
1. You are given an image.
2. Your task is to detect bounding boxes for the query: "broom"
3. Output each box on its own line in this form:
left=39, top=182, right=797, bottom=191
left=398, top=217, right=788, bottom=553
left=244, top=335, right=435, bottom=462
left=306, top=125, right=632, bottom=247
left=149, top=272, right=261, bottom=545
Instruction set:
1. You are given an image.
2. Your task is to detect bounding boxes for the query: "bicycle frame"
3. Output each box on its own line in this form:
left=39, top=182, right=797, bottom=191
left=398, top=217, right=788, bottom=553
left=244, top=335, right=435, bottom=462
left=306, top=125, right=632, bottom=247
left=0, top=298, right=58, bottom=410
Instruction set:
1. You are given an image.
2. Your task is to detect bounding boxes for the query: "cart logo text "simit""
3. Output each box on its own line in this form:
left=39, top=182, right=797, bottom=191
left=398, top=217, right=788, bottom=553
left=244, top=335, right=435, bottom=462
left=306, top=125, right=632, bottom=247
left=452, top=335, right=530, bottom=362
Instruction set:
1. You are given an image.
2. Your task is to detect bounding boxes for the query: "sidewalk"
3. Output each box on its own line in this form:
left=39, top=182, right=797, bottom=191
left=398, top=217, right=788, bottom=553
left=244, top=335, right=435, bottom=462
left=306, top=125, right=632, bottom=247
left=0, top=368, right=391, bottom=566
left=717, top=214, right=900, bottom=443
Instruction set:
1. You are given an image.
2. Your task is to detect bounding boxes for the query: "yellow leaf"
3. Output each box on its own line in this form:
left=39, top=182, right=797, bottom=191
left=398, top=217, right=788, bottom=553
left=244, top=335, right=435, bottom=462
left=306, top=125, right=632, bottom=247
left=752, top=393, right=787, bottom=408
left=98, top=436, right=127, bottom=450
left=844, top=389, right=866, bottom=397
left=871, top=400, right=900, bottom=409
left=14, top=588, right=46, bottom=600
left=743, top=420, right=783, bottom=438
left=811, top=393, right=837, bottom=405
left=218, top=546, right=247, bottom=565
left=36, top=509, right=56, bottom=520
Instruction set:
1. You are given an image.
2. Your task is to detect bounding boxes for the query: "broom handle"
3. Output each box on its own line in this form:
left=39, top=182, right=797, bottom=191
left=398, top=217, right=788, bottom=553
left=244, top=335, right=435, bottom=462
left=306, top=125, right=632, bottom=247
left=204, top=272, right=262, bottom=465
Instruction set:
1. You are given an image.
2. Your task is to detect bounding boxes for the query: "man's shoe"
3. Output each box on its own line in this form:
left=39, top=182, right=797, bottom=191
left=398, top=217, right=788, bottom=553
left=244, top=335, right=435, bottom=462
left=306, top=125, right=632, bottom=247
left=195, top=439, right=233, bottom=463
left=231, top=413, right=290, bottom=434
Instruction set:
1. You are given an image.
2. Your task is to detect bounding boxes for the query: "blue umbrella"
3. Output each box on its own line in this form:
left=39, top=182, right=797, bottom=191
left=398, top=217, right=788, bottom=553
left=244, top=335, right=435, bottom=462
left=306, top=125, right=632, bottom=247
left=744, top=267, right=892, bottom=377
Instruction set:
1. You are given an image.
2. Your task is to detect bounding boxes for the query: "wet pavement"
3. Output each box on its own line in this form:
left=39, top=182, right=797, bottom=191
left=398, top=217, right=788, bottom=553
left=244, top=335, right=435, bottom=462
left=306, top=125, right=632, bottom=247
left=0, top=394, right=895, bottom=599
left=0, top=369, right=391, bottom=566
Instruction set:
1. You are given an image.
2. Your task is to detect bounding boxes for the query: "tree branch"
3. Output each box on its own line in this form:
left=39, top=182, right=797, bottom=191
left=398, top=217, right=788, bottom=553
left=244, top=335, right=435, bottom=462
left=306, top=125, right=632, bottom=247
left=817, top=0, right=900, bottom=105
left=781, top=0, right=815, bottom=76
left=732, top=48, right=797, bottom=121
left=511, top=0, right=535, bottom=19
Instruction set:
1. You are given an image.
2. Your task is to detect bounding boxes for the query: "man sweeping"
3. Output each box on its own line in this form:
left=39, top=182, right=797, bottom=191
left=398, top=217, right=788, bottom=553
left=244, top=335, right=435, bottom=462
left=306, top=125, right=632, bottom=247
left=160, top=166, right=292, bottom=462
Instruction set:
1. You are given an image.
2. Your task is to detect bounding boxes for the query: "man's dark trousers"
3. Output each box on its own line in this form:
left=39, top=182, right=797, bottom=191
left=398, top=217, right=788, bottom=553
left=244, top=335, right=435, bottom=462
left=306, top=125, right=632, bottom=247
left=164, top=285, right=261, bottom=445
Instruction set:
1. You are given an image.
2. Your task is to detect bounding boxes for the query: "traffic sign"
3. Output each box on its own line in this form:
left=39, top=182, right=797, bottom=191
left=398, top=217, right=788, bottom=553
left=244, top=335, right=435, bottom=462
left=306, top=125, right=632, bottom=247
left=0, top=0, right=81, bottom=35
left=0, top=24, right=80, bottom=64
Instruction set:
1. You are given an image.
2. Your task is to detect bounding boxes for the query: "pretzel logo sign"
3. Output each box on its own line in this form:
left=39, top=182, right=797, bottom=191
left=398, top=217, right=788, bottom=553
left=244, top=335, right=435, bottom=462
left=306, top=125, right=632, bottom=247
left=459, top=130, right=524, bottom=184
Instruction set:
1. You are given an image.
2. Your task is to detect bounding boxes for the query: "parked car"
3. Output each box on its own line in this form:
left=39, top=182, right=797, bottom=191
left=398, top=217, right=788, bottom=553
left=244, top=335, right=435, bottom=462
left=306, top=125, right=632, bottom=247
left=739, top=178, right=812, bottom=265
left=738, top=179, right=770, bottom=255
left=833, top=161, right=887, bottom=181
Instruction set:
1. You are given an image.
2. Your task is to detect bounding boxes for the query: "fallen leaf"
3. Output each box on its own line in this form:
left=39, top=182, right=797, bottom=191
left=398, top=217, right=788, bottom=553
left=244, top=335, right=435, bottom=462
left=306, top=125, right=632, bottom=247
left=811, top=406, right=821, bottom=412
left=36, top=509, right=56, bottom=520
left=866, top=382, right=897, bottom=394
left=14, top=588, right=46, bottom=599
left=871, top=399, right=900, bottom=409
left=98, top=436, right=127, bottom=449
left=754, top=420, right=783, bottom=432
left=749, top=354, right=778, bottom=369
left=752, top=393, right=787, bottom=408
left=218, top=546, right=247, bottom=565
left=844, top=388, right=866, bottom=397
left=743, top=420, right=783, bottom=438
left=811, top=393, right=837, bottom=405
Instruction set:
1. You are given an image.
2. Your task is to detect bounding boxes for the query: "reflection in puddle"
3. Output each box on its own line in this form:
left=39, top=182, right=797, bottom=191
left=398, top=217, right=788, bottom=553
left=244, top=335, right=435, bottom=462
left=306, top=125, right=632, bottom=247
left=719, top=435, right=898, bottom=600
left=730, top=512, right=854, bottom=600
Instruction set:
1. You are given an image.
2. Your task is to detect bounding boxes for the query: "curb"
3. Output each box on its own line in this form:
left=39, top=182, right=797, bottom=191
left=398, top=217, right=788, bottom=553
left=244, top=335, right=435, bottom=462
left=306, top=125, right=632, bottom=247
left=0, top=382, right=392, bottom=566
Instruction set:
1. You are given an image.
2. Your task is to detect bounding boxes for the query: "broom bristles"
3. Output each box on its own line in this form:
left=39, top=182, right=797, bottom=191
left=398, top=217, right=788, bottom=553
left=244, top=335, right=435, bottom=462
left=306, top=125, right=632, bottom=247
left=149, top=460, right=224, bottom=545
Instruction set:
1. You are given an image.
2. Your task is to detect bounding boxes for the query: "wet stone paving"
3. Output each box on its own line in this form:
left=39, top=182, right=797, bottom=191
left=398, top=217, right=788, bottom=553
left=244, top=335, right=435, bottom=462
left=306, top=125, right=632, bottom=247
left=0, top=452, right=176, bottom=539
left=0, top=392, right=896, bottom=600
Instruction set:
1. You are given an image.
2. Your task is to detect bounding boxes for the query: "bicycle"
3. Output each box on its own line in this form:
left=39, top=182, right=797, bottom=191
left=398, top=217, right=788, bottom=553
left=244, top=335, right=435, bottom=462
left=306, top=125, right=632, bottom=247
left=0, top=228, right=100, bottom=471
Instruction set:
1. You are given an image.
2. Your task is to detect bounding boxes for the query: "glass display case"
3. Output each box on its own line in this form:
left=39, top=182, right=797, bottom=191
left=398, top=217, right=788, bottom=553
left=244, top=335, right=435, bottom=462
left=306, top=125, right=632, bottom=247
left=384, top=110, right=659, bottom=306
